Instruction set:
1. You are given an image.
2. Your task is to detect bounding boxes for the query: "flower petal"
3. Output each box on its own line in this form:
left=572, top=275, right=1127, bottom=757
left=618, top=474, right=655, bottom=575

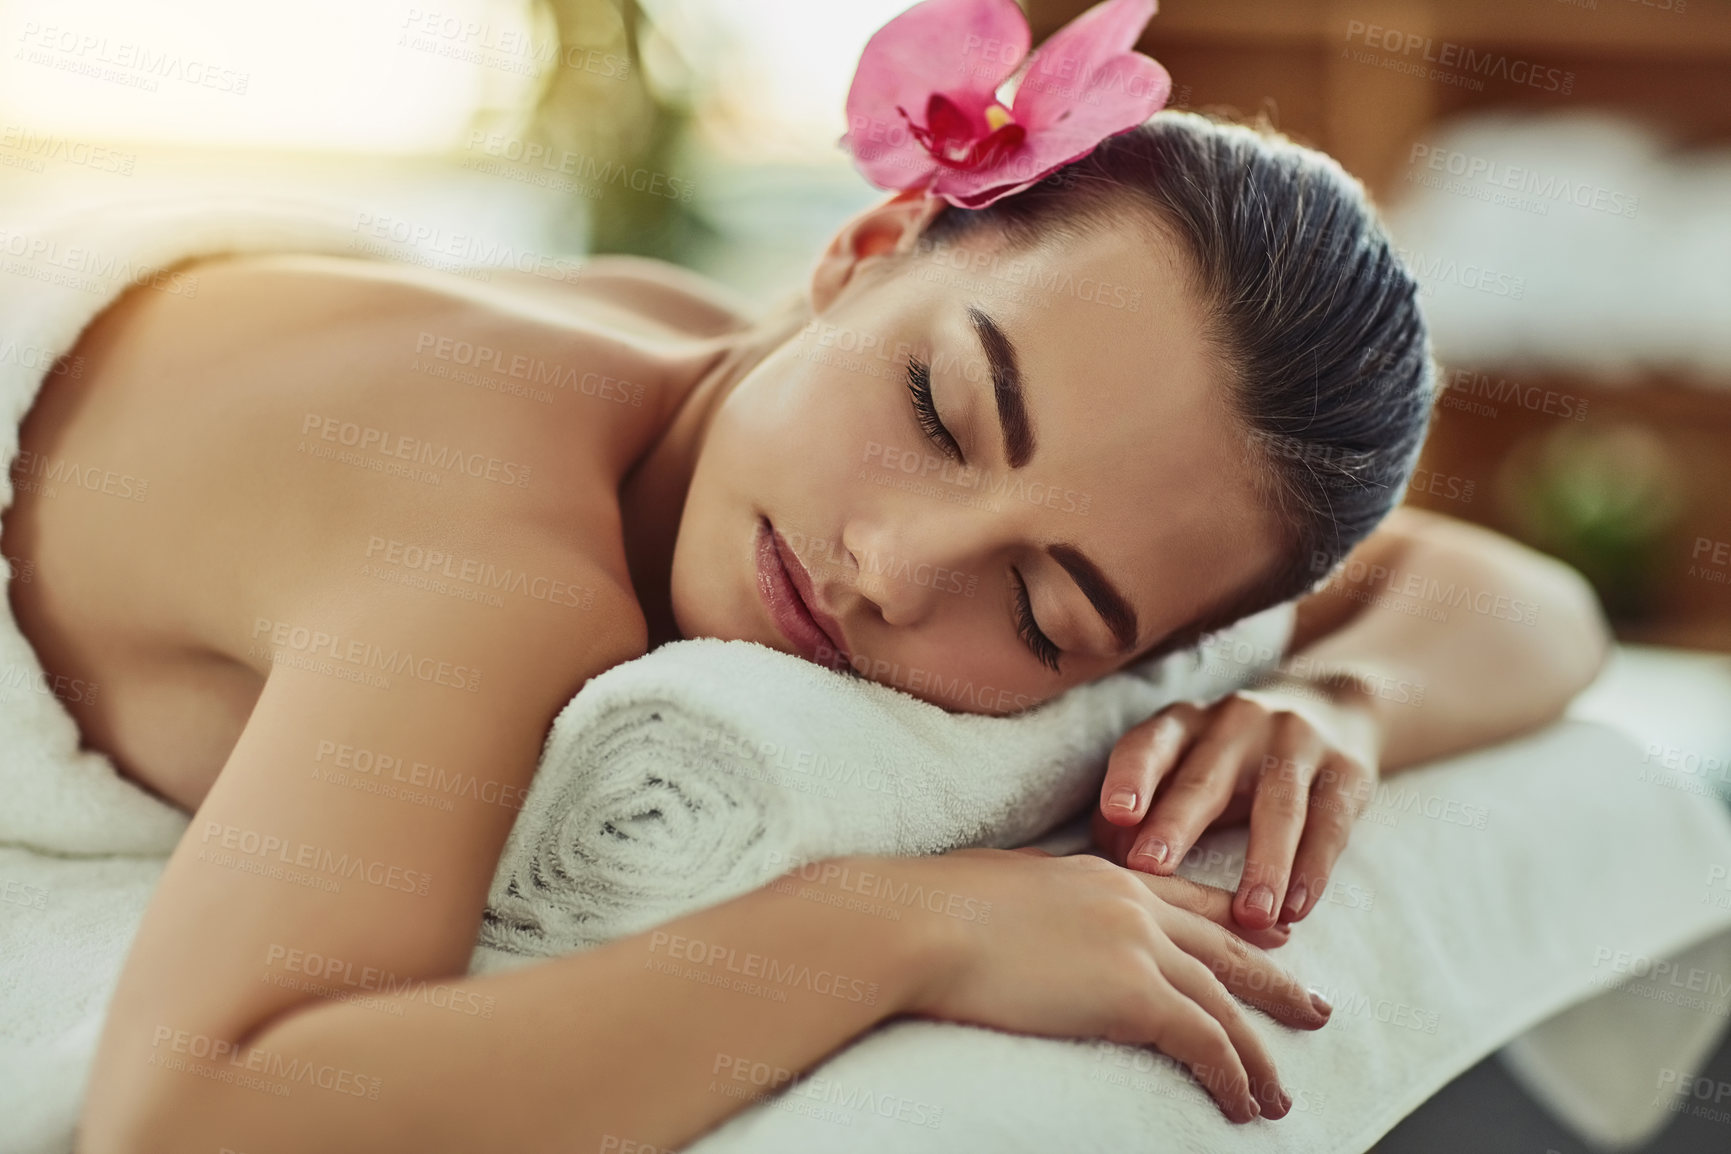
left=1005, top=54, right=1170, bottom=179
left=1011, top=0, right=1169, bottom=139
left=931, top=66, right=1162, bottom=205
left=843, top=0, right=1029, bottom=188
left=929, top=146, right=1049, bottom=207
left=933, top=168, right=1047, bottom=208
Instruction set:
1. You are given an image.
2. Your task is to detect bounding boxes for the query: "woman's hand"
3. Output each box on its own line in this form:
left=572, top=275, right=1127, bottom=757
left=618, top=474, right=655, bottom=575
left=875, top=847, right=1333, bottom=1123
left=1091, top=680, right=1382, bottom=933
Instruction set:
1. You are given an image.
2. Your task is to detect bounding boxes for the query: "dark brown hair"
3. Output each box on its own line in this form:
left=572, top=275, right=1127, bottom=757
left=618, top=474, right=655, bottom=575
left=917, top=110, right=1436, bottom=663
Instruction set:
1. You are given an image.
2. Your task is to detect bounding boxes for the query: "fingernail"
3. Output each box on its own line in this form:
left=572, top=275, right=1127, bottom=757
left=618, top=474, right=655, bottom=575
left=1309, top=988, right=1333, bottom=1019
left=1282, top=882, right=1308, bottom=919
left=1247, top=1096, right=1262, bottom=1120
left=1247, top=884, right=1274, bottom=916
left=1107, top=787, right=1138, bottom=812
left=1132, top=838, right=1168, bottom=868
left=1279, top=1089, right=1293, bottom=1115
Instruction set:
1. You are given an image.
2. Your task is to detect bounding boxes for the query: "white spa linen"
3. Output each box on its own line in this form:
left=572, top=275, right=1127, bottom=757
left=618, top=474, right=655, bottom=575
left=679, top=721, right=1731, bottom=1154
left=469, top=625, right=1290, bottom=971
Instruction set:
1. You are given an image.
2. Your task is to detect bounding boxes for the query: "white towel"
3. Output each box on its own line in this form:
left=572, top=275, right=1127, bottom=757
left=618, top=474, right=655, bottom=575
left=472, top=623, right=1290, bottom=971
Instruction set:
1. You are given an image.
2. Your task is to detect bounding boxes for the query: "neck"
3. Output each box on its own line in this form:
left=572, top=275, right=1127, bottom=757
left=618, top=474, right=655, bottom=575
left=620, top=291, right=811, bottom=648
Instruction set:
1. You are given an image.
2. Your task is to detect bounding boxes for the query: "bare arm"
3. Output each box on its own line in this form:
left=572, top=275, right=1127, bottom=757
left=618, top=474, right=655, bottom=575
left=75, top=583, right=943, bottom=1154
left=101, top=859, right=937, bottom=1154
left=81, top=583, right=1339, bottom=1150
left=1279, top=505, right=1613, bottom=772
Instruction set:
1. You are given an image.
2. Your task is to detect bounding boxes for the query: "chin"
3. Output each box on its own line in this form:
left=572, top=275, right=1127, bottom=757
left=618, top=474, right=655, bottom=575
left=666, top=573, right=721, bottom=644
left=668, top=540, right=752, bottom=648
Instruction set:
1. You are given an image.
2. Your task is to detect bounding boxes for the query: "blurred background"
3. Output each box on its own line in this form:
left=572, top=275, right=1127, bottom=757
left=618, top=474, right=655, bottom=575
left=2, top=0, right=1729, bottom=1149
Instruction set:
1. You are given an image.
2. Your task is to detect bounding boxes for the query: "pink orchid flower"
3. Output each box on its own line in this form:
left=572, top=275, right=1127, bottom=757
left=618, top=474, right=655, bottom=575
left=842, top=0, right=1171, bottom=209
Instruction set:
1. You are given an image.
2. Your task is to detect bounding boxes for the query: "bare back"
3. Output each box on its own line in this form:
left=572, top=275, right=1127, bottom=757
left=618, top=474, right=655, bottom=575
left=5, top=252, right=734, bottom=811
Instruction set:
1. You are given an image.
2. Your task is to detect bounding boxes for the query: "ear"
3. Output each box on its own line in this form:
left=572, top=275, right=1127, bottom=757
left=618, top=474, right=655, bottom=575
left=809, top=189, right=947, bottom=315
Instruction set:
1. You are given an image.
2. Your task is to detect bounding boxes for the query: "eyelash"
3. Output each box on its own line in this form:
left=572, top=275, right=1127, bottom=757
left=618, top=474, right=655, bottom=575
left=904, top=355, right=1059, bottom=673
left=1012, top=569, right=1063, bottom=673
left=905, top=356, right=962, bottom=462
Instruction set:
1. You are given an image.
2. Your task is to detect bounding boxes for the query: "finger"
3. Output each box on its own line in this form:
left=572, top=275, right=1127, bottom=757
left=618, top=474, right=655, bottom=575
left=1129, top=704, right=1267, bottom=875
left=1156, top=902, right=1325, bottom=1031
left=1099, top=707, right=1196, bottom=826
left=1124, top=968, right=1260, bottom=1123
left=1236, top=718, right=1324, bottom=931
left=1208, top=791, right=1256, bottom=830
left=1282, top=752, right=1372, bottom=923
left=1125, top=869, right=1291, bottom=950
left=1149, top=933, right=1291, bottom=1120
left=1011, top=846, right=1056, bottom=857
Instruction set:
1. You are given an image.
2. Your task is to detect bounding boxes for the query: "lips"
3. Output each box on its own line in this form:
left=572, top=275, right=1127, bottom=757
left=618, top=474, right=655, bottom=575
left=756, top=516, right=850, bottom=665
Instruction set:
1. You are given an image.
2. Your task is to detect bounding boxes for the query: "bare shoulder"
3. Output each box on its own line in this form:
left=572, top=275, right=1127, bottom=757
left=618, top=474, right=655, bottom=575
left=1286, top=507, right=1451, bottom=652
left=489, top=253, right=756, bottom=338
left=1375, top=505, right=1466, bottom=541
left=10, top=249, right=660, bottom=807
left=66, top=251, right=659, bottom=653
left=1361, top=505, right=1549, bottom=562
left=246, top=536, right=650, bottom=704
left=1286, top=506, right=1591, bottom=653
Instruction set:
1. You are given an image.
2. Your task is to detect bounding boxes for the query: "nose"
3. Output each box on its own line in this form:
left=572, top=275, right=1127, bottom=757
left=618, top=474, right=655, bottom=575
left=835, top=510, right=988, bottom=629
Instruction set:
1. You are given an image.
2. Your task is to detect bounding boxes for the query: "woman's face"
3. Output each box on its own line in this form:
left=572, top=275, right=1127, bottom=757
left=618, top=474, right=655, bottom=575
left=670, top=193, right=1282, bottom=714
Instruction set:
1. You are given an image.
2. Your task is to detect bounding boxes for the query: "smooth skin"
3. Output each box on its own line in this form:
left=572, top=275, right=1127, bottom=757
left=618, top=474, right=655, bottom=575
left=1, top=190, right=1608, bottom=1153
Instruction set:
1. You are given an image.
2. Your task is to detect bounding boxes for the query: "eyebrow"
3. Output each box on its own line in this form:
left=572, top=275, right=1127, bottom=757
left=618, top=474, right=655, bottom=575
left=1047, top=542, right=1140, bottom=655
left=967, top=304, right=1034, bottom=469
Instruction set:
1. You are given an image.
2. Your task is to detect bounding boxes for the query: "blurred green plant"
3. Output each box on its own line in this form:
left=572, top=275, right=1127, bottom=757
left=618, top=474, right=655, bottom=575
left=1496, top=422, right=1684, bottom=622
left=508, top=0, right=714, bottom=260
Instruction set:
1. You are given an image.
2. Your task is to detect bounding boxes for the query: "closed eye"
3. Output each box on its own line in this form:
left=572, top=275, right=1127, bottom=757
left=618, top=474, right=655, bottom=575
left=906, top=356, right=962, bottom=462
left=908, top=355, right=1058, bottom=672
left=1011, top=568, right=1062, bottom=673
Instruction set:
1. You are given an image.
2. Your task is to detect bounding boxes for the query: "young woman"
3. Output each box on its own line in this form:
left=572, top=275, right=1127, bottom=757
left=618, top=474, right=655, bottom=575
left=10, top=111, right=1607, bottom=1151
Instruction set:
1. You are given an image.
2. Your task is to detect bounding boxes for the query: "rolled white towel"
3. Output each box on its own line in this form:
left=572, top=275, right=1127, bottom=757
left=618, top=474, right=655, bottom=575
left=471, top=605, right=1295, bottom=973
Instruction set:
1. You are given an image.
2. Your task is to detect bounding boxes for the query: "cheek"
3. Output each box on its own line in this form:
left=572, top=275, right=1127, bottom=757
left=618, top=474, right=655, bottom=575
left=666, top=349, right=888, bottom=636
left=869, top=618, right=1061, bottom=715
left=716, top=345, right=904, bottom=502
